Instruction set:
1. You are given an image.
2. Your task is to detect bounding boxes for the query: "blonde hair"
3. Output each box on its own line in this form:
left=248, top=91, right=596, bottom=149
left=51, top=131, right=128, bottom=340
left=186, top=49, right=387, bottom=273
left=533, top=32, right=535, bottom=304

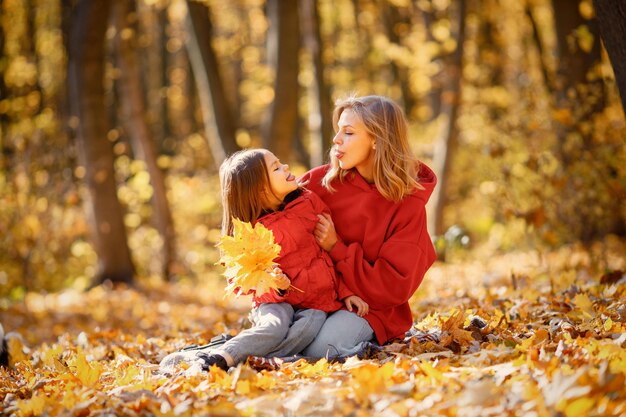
left=219, top=149, right=273, bottom=236
left=322, top=95, right=423, bottom=201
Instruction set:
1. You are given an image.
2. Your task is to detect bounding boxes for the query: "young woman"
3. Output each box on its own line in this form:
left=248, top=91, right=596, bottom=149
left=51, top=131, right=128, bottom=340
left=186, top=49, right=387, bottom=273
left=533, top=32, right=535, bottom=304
left=160, top=149, right=367, bottom=371
left=299, top=95, right=438, bottom=358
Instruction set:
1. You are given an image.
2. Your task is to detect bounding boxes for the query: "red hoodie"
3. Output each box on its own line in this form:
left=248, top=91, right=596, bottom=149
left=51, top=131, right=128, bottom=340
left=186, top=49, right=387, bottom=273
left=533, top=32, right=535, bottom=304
left=252, top=189, right=349, bottom=312
left=299, top=164, right=437, bottom=344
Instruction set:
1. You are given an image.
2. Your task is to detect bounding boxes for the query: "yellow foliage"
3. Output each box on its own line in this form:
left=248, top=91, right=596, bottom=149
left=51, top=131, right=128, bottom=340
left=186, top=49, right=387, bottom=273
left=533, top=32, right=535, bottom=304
left=562, top=397, right=595, bottom=417
left=69, top=352, right=102, bottom=387
left=572, top=293, right=595, bottom=318
left=217, top=219, right=282, bottom=296
left=349, top=362, right=395, bottom=402
left=16, top=392, right=46, bottom=417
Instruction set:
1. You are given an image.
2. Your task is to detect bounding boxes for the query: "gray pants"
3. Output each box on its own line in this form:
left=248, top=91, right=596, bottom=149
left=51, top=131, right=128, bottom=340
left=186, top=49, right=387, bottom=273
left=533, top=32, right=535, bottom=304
left=215, top=303, right=326, bottom=365
left=302, top=309, right=375, bottom=359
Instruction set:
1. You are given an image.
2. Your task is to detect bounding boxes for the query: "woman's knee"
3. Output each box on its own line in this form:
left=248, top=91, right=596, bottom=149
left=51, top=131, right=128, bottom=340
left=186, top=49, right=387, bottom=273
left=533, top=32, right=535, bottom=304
left=302, top=310, right=374, bottom=358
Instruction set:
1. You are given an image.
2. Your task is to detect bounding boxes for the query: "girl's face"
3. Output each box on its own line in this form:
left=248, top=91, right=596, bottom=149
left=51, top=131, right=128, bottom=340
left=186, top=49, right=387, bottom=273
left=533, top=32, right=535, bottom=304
left=332, top=109, right=376, bottom=182
left=262, top=150, right=298, bottom=210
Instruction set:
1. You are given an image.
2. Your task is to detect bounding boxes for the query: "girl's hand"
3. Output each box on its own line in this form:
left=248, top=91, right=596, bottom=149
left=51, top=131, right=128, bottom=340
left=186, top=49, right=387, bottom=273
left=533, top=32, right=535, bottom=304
left=270, top=267, right=291, bottom=290
left=314, top=213, right=338, bottom=251
left=344, top=295, right=369, bottom=317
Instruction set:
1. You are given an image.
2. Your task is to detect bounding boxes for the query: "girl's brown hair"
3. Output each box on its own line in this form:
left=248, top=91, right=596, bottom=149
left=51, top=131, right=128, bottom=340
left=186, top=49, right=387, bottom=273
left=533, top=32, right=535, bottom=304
left=219, top=149, right=272, bottom=236
left=322, top=95, right=423, bottom=201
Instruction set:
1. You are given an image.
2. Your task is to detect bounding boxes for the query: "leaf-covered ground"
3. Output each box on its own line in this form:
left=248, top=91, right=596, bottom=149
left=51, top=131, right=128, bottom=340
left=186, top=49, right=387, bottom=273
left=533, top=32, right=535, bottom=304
left=1, top=239, right=625, bottom=417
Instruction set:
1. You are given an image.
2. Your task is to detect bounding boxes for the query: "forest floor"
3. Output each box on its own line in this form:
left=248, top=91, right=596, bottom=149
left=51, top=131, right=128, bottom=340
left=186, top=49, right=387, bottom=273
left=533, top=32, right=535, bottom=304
left=1, top=237, right=625, bottom=417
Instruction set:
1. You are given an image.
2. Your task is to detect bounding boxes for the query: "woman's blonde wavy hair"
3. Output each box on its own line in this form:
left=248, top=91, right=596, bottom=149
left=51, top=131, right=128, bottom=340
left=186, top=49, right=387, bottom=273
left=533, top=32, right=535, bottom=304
left=322, top=95, right=423, bottom=202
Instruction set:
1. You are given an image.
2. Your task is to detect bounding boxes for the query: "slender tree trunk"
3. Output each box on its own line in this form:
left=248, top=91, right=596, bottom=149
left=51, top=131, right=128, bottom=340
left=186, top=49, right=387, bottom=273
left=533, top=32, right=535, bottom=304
left=382, top=2, right=416, bottom=116
left=429, top=0, right=467, bottom=237
left=113, top=0, right=177, bottom=281
left=68, top=0, right=134, bottom=284
left=300, top=0, right=332, bottom=167
left=185, top=0, right=239, bottom=166
left=165, top=7, right=190, bottom=144
left=593, top=0, right=626, bottom=117
left=421, top=7, right=443, bottom=121
left=137, top=1, right=166, bottom=150
left=262, top=0, right=300, bottom=162
left=0, top=0, right=6, bottom=160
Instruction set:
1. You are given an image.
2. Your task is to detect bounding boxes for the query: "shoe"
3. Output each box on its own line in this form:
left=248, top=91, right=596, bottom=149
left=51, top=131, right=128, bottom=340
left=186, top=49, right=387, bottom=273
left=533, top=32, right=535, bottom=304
left=247, top=356, right=282, bottom=371
left=196, top=352, right=228, bottom=371
left=159, top=333, right=233, bottom=371
left=180, top=333, right=233, bottom=352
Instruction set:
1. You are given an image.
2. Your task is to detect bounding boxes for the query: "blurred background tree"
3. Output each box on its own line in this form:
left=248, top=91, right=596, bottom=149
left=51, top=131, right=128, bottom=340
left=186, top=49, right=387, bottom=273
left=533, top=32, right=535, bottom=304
left=0, top=0, right=624, bottom=297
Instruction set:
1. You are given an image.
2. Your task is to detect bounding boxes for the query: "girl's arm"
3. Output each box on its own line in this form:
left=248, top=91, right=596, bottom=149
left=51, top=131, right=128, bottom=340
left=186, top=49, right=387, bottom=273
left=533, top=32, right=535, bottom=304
left=316, top=207, right=436, bottom=311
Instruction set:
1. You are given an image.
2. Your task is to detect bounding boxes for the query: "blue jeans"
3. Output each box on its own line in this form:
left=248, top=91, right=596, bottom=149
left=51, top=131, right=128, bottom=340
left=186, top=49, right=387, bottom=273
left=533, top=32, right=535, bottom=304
left=302, top=310, right=375, bottom=359
left=216, top=303, right=326, bottom=365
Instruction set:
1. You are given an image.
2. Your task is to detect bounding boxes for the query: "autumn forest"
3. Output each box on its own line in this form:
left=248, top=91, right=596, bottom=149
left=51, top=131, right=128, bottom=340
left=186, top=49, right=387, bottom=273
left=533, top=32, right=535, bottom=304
left=1, top=0, right=625, bottom=416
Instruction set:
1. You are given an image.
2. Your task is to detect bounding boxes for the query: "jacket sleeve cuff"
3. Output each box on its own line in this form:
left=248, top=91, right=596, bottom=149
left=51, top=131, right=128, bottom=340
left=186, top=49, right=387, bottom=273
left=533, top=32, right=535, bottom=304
left=328, top=240, right=348, bottom=262
left=338, top=286, right=354, bottom=300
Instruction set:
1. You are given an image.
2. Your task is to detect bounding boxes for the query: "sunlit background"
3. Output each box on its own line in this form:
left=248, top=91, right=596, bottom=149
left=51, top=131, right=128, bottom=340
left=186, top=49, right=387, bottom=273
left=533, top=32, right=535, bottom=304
left=1, top=0, right=624, bottom=298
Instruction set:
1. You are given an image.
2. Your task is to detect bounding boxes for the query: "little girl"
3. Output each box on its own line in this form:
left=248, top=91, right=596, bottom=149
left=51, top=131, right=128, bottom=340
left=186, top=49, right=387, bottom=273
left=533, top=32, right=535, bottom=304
left=161, top=149, right=367, bottom=371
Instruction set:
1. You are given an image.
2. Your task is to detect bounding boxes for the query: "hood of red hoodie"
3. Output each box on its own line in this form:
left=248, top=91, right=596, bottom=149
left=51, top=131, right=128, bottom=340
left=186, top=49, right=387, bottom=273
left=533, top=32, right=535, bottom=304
left=413, top=162, right=437, bottom=204
left=348, top=162, right=437, bottom=204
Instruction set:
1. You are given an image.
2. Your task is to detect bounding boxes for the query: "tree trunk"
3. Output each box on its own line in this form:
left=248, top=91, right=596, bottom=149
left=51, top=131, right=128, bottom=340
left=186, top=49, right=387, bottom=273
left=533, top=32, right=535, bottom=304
left=113, top=0, right=177, bottom=281
left=593, top=0, right=626, bottom=117
left=137, top=0, right=167, bottom=150
left=421, top=6, right=443, bottom=121
left=551, top=0, right=608, bottom=241
left=553, top=0, right=604, bottom=118
left=165, top=7, right=191, bottom=144
left=185, top=0, right=239, bottom=166
left=429, top=0, right=467, bottom=237
left=68, top=0, right=134, bottom=285
left=300, top=0, right=332, bottom=167
left=262, top=0, right=300, bottom=162
left=382, top=2, right=416, bottom=117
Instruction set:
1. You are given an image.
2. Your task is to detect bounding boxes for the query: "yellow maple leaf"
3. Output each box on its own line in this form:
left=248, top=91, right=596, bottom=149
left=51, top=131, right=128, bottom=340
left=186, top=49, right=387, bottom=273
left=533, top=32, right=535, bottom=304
left=70, top=352, right=102, bottom=387
left=349, top=362, right=395, bottom=401
left=440, top=311, right=475, bottom=348
left=572, top=293, right=595, bottom=318
left=235, top=380, right=251, bottom=395
left=17, top=392, right=47, bottom=417
left=217, top=219, right=282, bottom=296
left=563, top=397, right=595, bottom=417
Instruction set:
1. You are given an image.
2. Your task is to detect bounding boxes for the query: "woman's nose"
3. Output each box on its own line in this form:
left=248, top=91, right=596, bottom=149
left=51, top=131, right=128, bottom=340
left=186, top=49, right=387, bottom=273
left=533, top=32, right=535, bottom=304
left=332, top=133, right=341, bottom=144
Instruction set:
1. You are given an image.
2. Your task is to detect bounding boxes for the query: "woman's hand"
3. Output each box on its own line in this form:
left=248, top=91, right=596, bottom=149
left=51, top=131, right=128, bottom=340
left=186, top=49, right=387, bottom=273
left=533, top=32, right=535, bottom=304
left=344, top=295, right=369, bottom=317
left=314, top=213, right=338, bottom=252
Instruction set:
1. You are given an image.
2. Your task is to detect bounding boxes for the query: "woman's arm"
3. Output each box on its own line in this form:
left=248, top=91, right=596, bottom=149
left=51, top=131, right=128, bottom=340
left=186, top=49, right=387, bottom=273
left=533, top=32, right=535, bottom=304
left=316, top=207, right=436, bottom=311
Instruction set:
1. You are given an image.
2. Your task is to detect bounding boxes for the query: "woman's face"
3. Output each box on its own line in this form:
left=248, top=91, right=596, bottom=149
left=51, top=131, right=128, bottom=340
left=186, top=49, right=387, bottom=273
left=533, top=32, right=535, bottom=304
left=263, top=150, right=298, bottom=210
left=332, top=109, right=376, bottom=182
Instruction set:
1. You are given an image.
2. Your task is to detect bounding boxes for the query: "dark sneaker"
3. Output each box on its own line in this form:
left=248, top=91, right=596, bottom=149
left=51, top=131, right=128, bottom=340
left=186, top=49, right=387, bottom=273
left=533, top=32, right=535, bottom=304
left=196, top=352, right=228, bottom=371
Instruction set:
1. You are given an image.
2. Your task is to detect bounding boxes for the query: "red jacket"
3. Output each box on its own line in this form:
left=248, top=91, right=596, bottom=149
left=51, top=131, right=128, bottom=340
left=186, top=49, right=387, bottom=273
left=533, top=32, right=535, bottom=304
left=299, top=164, right=437, bottom=344
left=252, top=189, right=349, bottom=312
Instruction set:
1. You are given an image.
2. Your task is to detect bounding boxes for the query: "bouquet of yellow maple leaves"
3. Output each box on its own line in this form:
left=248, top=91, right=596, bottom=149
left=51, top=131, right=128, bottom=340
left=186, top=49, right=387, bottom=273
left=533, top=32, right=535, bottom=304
left=217, top=219, right=288, bottom=297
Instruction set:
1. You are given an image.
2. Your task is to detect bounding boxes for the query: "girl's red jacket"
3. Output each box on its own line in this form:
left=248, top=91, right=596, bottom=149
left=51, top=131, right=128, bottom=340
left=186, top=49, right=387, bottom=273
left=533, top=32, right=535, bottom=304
left=252, top=189, right=351, bottom=312
left=299, top=164, right=438, bottom=344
